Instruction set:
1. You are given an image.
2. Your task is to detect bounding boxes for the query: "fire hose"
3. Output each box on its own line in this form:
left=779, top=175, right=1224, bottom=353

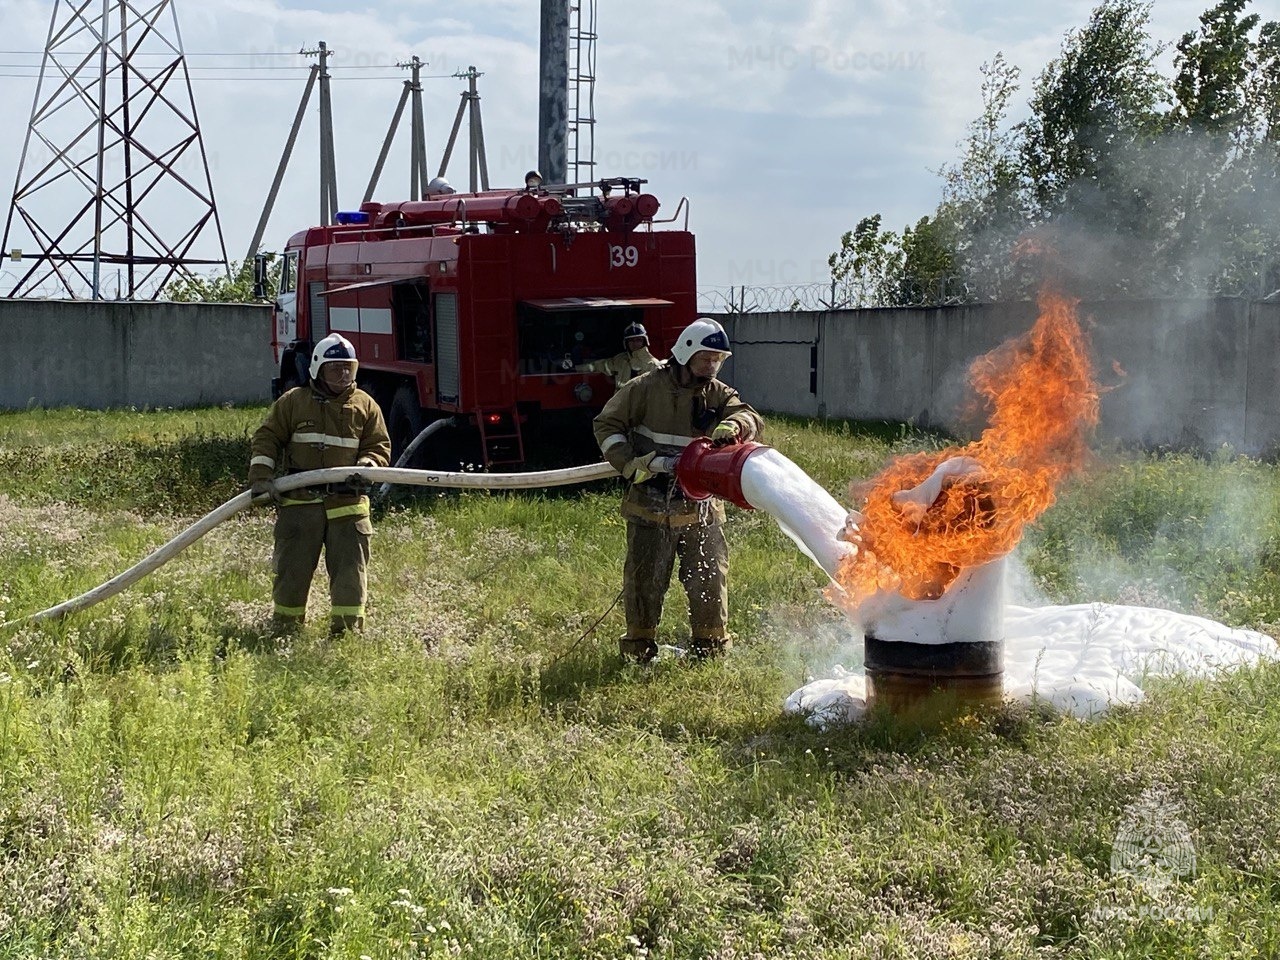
left=2, top=462, right=617, bottom=629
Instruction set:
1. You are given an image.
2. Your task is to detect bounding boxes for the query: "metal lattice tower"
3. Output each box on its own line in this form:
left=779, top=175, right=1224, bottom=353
left=567, top=0, right=597, bottom=185
left=2, top=0, right=228, bottom=300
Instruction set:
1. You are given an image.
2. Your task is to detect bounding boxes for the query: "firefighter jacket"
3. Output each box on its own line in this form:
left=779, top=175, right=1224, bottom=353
left=249, top=383, right=391, bottom=511
left=593, top=361, right=763, bottom=527
left=579, top=346, right=660, bottom=390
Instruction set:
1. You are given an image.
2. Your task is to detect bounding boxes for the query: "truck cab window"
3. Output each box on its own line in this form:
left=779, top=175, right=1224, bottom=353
left=280, top=251, right=299, bottom=294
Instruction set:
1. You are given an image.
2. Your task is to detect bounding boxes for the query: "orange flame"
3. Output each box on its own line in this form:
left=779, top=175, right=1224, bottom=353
left=832, top=288, right=1099, bottom=607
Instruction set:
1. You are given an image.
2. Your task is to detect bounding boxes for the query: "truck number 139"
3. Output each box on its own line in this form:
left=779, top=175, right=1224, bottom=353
left=609, top=244, right=639, bottom=268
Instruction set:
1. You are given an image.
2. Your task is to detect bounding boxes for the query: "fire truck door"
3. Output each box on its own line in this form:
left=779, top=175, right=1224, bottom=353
left=274, top=251, right=299, bottom=350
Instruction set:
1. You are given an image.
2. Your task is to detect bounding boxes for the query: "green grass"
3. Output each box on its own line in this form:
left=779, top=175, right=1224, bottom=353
left=1, top=407, right=1279, bottom=957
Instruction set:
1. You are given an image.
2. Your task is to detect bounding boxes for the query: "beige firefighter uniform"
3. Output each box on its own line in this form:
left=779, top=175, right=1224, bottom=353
left=592, top=361, right=763, bottom=657
left=577, top=346, right=660, bottom=390
left=249, top=382, right=391, bottom=633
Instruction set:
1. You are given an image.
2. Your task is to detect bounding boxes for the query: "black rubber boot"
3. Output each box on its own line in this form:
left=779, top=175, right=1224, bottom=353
left=690, top=636, right=732, bottom=661
left=619, top=637, right=659, bottom=664
left=330, top=615, right=365, bottom=637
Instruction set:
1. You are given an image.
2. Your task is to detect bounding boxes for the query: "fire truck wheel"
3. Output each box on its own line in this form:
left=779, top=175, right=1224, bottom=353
left=388, top=386, right=424, bottom=466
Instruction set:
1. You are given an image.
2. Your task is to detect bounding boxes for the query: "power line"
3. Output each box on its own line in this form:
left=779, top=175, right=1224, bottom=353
left=0, top=72, right=459, bottom=80
left=0, top=49, right=300, bottom=56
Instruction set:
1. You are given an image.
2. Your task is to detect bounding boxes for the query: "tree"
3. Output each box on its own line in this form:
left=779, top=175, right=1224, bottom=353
left=937, top=53, right=1031, bottom=299
left=898, top=215, right=964, bottom=305
left=828, top=215, right=904, bottom=307
left=1173, top=0, right=1259, bottom=135
left=831, top=0, right=1280, bottom=303
left=1019, top=0, right=1168, bottom=216
left=162, top=255, right=278, bottom=303
left=1163, top=0, right=1280, bottom=294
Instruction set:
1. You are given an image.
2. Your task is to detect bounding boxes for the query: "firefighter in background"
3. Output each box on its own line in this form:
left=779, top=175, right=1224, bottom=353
left=593, top=318, right=763, bottom=662
left=248, top=334, right=391, bottom=635
left=575, top=322, right=660, bottom=389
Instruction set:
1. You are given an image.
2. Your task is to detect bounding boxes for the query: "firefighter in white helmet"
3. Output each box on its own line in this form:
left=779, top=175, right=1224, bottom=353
left=592, top=317, right=763, bottom=662
left=575, top=321, right=660, bottom=389
left=248, top=333, right=391, bottom=635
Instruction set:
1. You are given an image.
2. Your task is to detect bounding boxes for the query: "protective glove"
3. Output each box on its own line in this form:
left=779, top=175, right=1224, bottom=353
left=624, top=452, right=675, bottom=485
left=336, top=471, right=373, bottom=496
left=710, top=420, right=740, bottom=446
left=250, top=478, right=281, bottom=507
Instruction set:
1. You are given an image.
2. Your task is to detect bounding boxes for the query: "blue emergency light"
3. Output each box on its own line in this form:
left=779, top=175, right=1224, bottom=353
left=334, top=211, right=370, bottom=225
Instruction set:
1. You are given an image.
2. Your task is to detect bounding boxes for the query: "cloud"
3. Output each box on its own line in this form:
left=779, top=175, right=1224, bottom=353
left=0, top=0, right=1230, bottom=293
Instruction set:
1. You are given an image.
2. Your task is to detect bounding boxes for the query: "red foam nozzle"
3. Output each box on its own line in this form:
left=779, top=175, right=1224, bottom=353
left=675, top=438, right=768, bottom=510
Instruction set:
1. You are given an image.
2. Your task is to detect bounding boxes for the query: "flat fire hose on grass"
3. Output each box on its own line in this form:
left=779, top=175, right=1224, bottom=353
left=2, top=463, right=618, bottom=629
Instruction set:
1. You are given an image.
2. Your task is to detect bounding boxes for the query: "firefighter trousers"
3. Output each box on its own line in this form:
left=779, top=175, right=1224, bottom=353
left=623, top=519, right=729, bottom=644
left=271, top=501, right=372, bottom=634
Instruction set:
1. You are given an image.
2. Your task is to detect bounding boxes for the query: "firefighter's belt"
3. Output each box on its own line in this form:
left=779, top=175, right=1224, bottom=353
left=621, top=501, right=710, bottom=528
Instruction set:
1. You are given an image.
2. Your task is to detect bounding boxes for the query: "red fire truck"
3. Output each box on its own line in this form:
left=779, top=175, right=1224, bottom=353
left=264, top=177, right=695, bottom=467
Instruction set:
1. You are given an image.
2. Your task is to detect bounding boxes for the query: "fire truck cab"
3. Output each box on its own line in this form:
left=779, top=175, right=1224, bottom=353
left=267, top=176, right=695, bottom=468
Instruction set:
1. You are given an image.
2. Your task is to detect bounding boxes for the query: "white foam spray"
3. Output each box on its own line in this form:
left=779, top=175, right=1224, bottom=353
left=726, top=448, right=1279, bottom=723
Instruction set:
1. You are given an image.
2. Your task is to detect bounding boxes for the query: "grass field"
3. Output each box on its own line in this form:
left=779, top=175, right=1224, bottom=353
left=1, top=406, right=1278, bottom=959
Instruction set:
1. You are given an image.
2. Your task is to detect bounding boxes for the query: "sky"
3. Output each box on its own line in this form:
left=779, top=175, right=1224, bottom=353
left=0, top=0, right=1214, bottom=298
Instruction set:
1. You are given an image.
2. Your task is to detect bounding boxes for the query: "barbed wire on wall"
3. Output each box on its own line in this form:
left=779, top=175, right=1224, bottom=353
left=698, top=276, right=973, bottom=314
left=699, top=267, right=1280, bottom=315
left=0, top=272, right=170, bottom=301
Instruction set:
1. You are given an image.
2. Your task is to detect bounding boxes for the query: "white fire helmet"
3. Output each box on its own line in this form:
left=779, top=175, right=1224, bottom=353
left=671, top=318, right=732, bottom=365
left=426, top=176, right=455, bottom=196
left=309, top=333, right=359, bottom=381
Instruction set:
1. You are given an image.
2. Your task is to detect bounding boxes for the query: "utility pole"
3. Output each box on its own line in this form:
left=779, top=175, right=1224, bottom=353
left=314, top=42, right=339, bottom=226
left=437, top=67, right=490, bottom=194
left=364, top=56, right=428, bottom=203
left=243, top=42, right=339, bottom=266
left=538, top=0, right=568, bottom=184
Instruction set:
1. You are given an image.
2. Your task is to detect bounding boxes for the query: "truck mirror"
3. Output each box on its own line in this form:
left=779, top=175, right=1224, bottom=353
left=252, top=254, right=268, bottom=299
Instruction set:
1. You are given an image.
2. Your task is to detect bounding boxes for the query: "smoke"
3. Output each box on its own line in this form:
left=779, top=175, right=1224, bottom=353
left=957, top=126, right=1280, bottom=304
left=1019, top=450, right=1280, bottom=625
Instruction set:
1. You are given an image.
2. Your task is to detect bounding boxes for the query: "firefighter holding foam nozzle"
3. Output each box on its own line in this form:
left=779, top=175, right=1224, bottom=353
left=593, top=318, right=763, bottom=662
left=248, top=334, right=391, bottom=636
left=574, top=321, right=660, bottom=388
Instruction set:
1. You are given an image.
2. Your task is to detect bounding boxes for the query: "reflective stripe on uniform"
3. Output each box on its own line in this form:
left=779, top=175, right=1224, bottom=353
left=634, top=425, right=695, bottom=448
left=250, top=455, right=276, bottom=468
left=273, top=603, right=306, bottom=617
left=280, top=496, right=322, bottom=507
left=601, top=433, right=628, bottom=452
left=330, top=604, right=365, bottom=617
left=290, top=431, right=360, bottom=448
left=326, top=502, right=370, bottom=521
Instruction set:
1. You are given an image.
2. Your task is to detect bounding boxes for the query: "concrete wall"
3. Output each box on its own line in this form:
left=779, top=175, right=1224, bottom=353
left=8, top=298, right=1280, bottom=456
left=721, top=299, right=1280, bottom=455
left=1, top=299, right=275, bottom=409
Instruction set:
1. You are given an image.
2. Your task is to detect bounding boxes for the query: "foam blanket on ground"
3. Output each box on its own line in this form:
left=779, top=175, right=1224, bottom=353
left=784, top=603, right=1279, bottom=726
